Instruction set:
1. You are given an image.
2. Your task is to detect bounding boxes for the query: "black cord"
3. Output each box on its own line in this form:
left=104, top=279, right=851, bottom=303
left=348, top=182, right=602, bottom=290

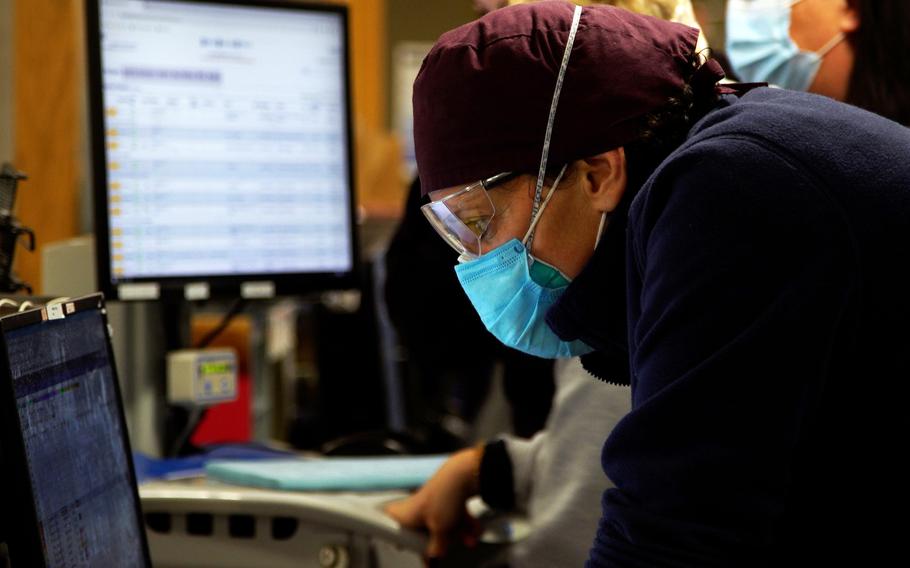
left=194, top=298, right=247, bottom=349
left=169, top=406, right=205, bottom=458
left=169, top=298, right=247, bottom=456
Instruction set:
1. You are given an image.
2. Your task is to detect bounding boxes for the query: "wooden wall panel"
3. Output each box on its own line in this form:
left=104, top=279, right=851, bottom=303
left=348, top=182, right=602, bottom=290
left=330, top=0, right=406, bottom=217
left=12, top=0, right=84, bottom=294
left=345, top=0, right=386, bottom=134
left=0, top=0, right=13, bottom=163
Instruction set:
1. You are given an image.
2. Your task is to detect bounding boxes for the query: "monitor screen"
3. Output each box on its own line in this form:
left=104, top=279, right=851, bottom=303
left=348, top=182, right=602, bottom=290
left=2, top=303, right=148, bottom=566
left=87, top=0, right=357, bottom=300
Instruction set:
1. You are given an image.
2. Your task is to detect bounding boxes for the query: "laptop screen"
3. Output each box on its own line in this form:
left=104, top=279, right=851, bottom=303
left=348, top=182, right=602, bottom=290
left=4, top=307, right=148, bottom=566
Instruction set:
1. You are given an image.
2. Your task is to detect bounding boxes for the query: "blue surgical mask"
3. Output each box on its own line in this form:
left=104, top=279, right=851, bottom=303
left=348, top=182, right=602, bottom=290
left=456, top=240, right=594, bottom=358
left=453, top=6, right=603, bottom=359
left=726, top=0, right=845, bottom=92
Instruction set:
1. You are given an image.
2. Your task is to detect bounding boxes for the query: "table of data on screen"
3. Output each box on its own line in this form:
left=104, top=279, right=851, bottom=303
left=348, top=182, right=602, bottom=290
left=100, top=0, right=353, bottom=279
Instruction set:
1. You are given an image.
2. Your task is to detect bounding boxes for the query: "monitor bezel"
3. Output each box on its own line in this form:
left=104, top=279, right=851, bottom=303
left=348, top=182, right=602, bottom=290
left=0, top=293, right=152, bottom=566
left=85, top=0, right=360, bottom=301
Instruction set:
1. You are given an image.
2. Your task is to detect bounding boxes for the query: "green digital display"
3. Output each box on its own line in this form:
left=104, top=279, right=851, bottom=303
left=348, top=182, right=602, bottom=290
left=199, top=361, right=232, bottom=375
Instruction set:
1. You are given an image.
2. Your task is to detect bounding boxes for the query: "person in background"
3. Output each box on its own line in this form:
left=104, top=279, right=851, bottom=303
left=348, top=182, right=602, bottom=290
left=395, top=1, right=910, bottom=566
left=389, top=358, right=630, bottom=567
left=385, top=178, right=555, bottom=447
left=387, top=2, right=699, bottom=566
left=726, top=0, right=910, bottom=125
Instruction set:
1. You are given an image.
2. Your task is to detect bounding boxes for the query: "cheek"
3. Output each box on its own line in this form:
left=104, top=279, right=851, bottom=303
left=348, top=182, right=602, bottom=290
left=532, top=191, right=600, bottom=278
left=790, top=3, right=843, bottom=51
left=482, top=201, right=531, bottom=253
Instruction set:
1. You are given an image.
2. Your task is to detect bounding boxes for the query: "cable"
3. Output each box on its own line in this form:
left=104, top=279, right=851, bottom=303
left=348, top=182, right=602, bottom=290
left=169, top=406, right=205, bottom=458
left=193, top=298, right=247, bottom=349
left=169, top=298, right=247, bottom=456
left=17, top=301, right=34, bottom=312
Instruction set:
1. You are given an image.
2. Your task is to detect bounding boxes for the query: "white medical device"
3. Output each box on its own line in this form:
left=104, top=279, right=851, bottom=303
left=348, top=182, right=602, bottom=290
left=167, top=349, right=238, bottom=406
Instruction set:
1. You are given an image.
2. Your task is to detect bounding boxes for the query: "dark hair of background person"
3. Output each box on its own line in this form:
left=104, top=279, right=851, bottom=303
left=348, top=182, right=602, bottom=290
left=845, top=0, right=910, bottom=126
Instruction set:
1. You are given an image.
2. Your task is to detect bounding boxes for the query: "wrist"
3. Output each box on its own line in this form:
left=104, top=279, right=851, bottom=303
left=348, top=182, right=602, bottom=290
left=456, top=444, right=484, bottom=497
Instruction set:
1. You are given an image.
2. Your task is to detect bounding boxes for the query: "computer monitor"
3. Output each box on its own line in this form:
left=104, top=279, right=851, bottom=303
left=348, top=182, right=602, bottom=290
left=85, top=0, right=358, bottom=301
left=0, top=294, right=151, bottom=566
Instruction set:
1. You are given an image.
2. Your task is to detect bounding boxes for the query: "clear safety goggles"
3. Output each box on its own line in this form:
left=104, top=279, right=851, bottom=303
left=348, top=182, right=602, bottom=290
left=420, top=172, right=519, bottom=258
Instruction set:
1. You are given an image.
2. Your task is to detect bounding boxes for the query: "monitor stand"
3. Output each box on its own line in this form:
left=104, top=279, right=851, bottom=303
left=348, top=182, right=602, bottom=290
left=161, top=298, right=195, bottom=456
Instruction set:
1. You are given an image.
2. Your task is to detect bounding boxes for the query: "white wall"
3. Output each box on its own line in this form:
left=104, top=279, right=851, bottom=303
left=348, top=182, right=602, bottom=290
left=0, top=0, right=12, bottom=163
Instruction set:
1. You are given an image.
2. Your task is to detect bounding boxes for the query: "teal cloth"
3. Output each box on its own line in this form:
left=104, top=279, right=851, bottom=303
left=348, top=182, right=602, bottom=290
left=205, top=455, right=448, bottom=491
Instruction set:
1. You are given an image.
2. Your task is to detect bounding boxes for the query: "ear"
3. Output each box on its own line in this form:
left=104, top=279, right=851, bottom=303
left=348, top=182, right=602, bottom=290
left=577, top=148, right=627, bottom=214
left=840, top=1, right=860, bottom=33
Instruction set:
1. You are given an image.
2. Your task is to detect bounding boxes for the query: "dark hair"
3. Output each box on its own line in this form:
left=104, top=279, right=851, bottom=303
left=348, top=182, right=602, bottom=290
left=623, top=50, right=720, bottom=193
left=845, top=0, right=910, bottom=126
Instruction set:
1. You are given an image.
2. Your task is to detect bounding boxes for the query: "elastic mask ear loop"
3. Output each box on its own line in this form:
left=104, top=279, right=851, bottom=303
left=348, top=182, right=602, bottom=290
left=815, top=32, right=845, bottom=58
left=523, top=163, right=568, bottom=247
left=594, top=211, right=609, bottom=250
left=789, top=0, right=844, bottom=59
left=530, top=5, right=583, bottom=222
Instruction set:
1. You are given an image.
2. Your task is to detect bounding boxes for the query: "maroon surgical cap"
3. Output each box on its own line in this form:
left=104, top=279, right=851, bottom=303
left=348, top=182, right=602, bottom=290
left=413, top=1, right=722, bottom=195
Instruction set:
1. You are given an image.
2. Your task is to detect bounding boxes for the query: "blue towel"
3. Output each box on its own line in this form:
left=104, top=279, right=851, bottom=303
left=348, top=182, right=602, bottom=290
left=205, top=455, right=448, bottom=491
left=133, top=444, right=296, bottom=484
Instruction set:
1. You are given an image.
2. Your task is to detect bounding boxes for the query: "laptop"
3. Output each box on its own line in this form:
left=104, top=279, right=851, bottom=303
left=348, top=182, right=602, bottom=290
left=0, top=294, right=150, bottom=567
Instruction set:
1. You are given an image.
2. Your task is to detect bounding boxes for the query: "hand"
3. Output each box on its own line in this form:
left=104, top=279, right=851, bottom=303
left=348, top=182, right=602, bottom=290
left=384, top=446, right=484, bottom=560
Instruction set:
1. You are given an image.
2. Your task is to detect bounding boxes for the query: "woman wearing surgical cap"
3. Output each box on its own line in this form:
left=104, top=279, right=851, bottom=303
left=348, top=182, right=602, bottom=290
left=390, top=1, right=910, bottom=566
left=387, top=2, right=696, bottom=566
left=726, top=0, right=910, bottom=125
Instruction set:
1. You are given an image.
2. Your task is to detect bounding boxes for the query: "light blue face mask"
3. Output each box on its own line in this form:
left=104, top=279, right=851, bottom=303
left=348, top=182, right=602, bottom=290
left=456, top=240, right=595, bottom=359
left=726, top=0, right=845, bottom=92
left=454, top=6, right=599, bottom=359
